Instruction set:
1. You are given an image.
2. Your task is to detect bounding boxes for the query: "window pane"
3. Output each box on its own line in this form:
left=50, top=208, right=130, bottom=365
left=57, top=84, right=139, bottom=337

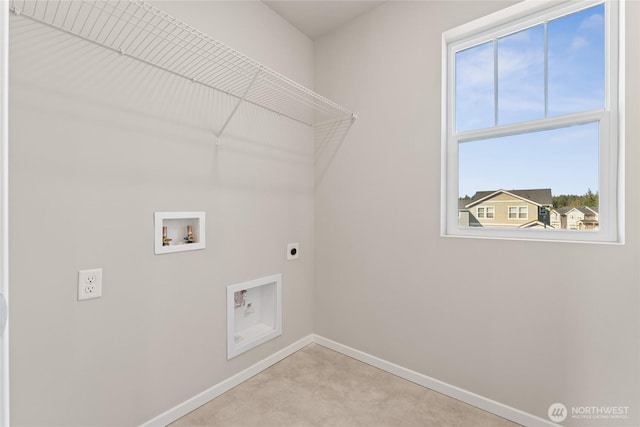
left=519, top=207, right=527, bottom=219
left=446, top=0, right=617, bottom=241
left=456, top=41, right=494, bottom=132
left=498, top=25, right=545, bottom=125
left=458, top=122, right=599, bottom=230
left=548, top=4, right=605, bottom=116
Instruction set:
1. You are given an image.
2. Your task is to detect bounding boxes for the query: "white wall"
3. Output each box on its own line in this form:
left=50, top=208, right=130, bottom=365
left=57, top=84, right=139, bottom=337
left=9, top=1, right=315, bottom=425
left=8, top=0, right=640, bottom=425
left=315, top=1, right=639, bottom=426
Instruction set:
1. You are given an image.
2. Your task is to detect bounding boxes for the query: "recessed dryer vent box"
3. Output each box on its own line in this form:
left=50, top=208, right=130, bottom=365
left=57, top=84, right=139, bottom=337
left=154, top=212, right=205, bottom=254
left=227, top=274, right=282, bottom=359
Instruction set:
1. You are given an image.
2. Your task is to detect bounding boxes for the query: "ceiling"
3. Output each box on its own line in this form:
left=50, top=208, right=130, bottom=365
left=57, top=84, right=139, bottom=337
left=263, top=1, right=384, bottom=39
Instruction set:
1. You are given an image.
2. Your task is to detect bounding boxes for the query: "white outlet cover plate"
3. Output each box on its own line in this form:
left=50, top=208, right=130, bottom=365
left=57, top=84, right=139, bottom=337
left=78, top=268, right=102, bottom=301
left=287, top=243, right=299, bottom=260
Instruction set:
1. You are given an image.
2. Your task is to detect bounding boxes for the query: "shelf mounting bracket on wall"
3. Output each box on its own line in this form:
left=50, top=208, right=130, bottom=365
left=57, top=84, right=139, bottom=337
left=214, top=68, right=262, bottom=145
left=10, top=0, right=357, bottom=148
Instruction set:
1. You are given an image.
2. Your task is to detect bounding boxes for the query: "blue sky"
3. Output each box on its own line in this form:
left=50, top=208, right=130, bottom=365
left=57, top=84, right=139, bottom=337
left=455, top=4, right=604, bottom=198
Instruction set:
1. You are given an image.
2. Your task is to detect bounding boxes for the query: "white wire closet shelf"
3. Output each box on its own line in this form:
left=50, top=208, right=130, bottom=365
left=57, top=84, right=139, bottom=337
left=10, top=0, right=357, bottom=141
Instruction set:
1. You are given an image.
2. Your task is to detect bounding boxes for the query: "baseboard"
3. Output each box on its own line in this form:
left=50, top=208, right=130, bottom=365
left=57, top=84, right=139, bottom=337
left=140, top=334, right=314, bottom=427
left=141, top=333, right=555, bottom=427
left=312, top=335, right=556, bottom=427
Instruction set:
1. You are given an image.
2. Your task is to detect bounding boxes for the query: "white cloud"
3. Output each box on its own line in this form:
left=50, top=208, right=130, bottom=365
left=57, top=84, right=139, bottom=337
left=456, top=44, right=493, bottom=89
left=570, top=36, right=589, bottom=52
left=579, top=13, right=604, bottom=32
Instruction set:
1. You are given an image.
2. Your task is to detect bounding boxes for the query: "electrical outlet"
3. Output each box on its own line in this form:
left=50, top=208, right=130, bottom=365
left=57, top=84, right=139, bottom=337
left=78, top=268, right=102, bottom=301
left=287, top=242, right=299, bottom=261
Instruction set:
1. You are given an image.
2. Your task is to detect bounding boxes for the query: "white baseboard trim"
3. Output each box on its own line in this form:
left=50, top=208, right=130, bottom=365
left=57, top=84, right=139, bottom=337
left=140, top=334, right=314, bottom=427
left=312, top=335, right=556, bottom=427
left=141, top=333, right=555, bottom=427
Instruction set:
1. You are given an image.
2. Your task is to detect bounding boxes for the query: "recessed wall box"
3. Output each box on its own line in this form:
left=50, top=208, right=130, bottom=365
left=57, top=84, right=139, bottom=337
left=287, top=242, right=299, bottom=260
left=154, top=212, right=205, bottom=254
left=227, top=274, right=282, bottom=359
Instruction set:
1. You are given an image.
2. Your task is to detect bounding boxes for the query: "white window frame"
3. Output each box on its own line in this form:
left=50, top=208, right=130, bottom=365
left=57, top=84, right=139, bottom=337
left=477, top=206, right=495, bottom=219
left=486, top=206, right=495, bottom=219
left=508, top=206, right=528, bottom=220
left=519, top=206, right=527, bottom=220
left=441, top=0, right=624, bottom=243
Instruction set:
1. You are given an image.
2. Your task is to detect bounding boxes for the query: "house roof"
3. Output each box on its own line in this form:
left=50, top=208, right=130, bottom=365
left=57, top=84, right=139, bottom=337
left=464, top=188, right=553, bottom=208
left=557, top=206, right=599, bottom=216
left=458, top=198, right=471, bottom=210
left=519, top=220, right=556, bottom=229
left=556, top=206, right=573, bottom=215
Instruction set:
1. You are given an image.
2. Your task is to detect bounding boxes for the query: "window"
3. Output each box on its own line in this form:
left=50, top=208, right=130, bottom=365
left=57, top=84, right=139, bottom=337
left=520, top=207, right=528, bottom=219
left=486, top=206, right=495, bottom=219
left=478, top=206, right=495, bottom=219
left=442, top=0, right=622, bottom=242
left=508, top=206, right=528, bottom=220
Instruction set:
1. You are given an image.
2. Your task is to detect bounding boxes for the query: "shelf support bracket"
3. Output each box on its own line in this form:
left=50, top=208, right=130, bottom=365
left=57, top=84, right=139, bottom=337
left=215, top=68, right=262, bottom=145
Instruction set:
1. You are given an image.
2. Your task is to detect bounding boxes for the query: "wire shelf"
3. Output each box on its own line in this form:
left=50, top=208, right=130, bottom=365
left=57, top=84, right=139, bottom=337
left=10, top=0, right=356, bottom=141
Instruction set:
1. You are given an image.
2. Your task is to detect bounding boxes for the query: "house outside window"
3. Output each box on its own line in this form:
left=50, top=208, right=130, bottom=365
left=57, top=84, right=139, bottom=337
left=477, top=206, right=495, bottom=219
left=442, top=0, right=623, bottom=243
left=461, top=189, right=551, bottom=228
left=477, top=207, right=486, bottom=219
left=508, top=206, right=528, bottom=220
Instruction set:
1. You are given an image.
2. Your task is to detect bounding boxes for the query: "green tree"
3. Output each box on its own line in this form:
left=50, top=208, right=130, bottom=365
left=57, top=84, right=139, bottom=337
left=583, top=188, right=598, bottom=207
left=552, top=190, right=599, bottom=209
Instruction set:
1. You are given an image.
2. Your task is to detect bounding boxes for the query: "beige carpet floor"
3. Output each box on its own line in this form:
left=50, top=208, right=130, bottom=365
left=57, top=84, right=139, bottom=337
left=170, top=343, right=521, bottom=427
